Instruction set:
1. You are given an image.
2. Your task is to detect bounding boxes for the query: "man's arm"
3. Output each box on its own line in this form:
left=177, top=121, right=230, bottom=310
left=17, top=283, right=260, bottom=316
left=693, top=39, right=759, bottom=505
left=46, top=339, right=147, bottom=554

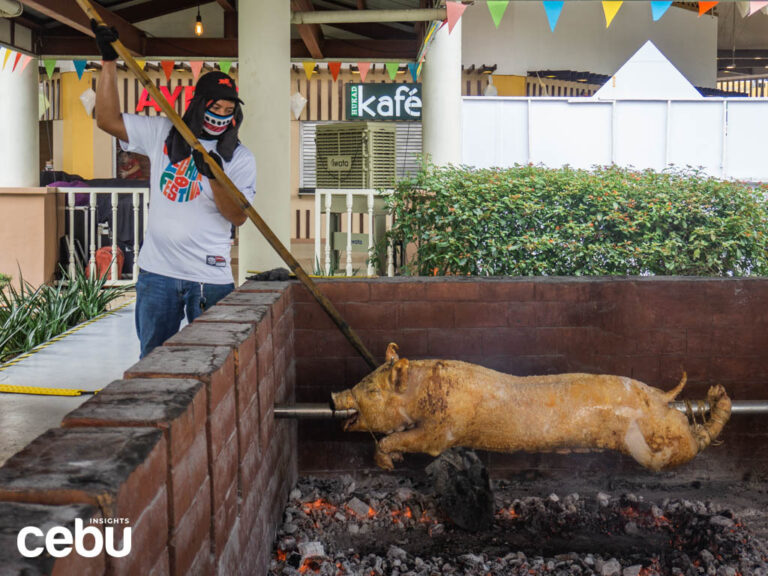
left=210, top=179, right=248, bottom=226
left=95, top=61, right=128, bottom=142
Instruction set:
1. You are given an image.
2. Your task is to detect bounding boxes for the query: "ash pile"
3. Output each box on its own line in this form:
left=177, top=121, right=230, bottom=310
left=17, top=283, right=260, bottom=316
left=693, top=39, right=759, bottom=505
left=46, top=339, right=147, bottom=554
left=269, top=473, right=768, bottom=576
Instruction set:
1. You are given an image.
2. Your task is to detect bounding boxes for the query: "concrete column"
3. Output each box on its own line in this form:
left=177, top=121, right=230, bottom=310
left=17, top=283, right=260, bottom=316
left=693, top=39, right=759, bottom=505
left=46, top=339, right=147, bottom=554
left=237, top=0, right=291, bottom=283
left=421, top=20, right=462, bottom=166
left=0, top=57, right=39, bottom=186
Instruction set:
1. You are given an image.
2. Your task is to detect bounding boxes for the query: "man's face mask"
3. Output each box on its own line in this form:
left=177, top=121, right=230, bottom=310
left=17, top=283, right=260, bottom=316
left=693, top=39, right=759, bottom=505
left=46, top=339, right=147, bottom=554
left=202, top=108, right=234, bottom=136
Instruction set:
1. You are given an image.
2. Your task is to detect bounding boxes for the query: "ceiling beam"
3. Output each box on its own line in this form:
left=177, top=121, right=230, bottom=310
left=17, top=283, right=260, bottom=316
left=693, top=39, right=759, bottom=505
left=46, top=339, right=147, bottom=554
left=322, top=21, right=414, bottom=40
left=215, top=0, right=236, bottom=11
left=38, top=36, right=417, bottom=60
left=291, top=38, right=418, bottom=60
left=292, top=7, right=446, bottom=25
left=20, top=0, right=146, bottom=54
left=115, top=0, right=199, bottom=24
left=39, top=36, right=239, bottom=59
left=291, top=0, right=325, bottom=59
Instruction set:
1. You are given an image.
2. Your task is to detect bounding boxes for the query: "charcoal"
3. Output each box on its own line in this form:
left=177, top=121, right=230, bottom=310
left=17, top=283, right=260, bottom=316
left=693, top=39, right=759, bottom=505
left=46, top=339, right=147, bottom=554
left=600, top=558, right=621, bottom=576
left=269, top=475, right=768, bottom=576
left=346, top=496, right=372, bottom=518
left=426, top=448, right=494, bottom=532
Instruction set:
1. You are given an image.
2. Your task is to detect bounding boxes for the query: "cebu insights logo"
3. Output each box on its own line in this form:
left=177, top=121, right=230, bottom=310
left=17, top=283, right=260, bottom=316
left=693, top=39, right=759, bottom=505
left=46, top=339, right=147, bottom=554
left=17, top=518, right=131, bottom=558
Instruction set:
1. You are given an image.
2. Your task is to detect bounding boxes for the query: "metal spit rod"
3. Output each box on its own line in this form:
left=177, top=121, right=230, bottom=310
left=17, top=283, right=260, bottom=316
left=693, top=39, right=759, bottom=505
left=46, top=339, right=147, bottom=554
left=274, top=401, right=768, bottom=419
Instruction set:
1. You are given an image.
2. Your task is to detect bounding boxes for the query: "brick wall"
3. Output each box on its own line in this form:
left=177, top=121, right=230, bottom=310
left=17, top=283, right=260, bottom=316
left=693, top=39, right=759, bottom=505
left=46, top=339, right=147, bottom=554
left=0, top=280, right=296, bottom=576
left=294, top=277, right=768, bottom=481
left=1, top=275, right=766, bottom=574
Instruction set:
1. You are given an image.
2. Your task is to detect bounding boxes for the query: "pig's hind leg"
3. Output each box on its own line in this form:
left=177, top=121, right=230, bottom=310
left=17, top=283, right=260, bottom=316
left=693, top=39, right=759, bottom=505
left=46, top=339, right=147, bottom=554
left=375, top=426, right=453, bottom=470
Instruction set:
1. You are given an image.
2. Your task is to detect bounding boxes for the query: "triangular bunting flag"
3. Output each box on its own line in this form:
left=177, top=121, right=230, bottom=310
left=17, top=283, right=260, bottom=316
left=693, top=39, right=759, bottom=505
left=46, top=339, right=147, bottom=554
left=11, top=52, right=21, bottom=72
left=73, top=60, right=87, bottom=80
left=749, top=0, right=768, bottom=14
left=446, top=1, right=467, bottom=34
left=602, top=1, right=623, bottom=28
left=328, top=62, right=341, bottom=82
left=80, top=88, right=96, bottom=116
left=408, top=62, right=419, bottom=82
left=385, top=62, right=399, bottom=80
left=357, top=62, right=371, bottom=83
left=134, top=59, right=146, bottom=71
left=219, top=61, right=232, bottom=75
left=487, top=1, right=510, bottom=29
left=189, top=61, right=203, bottom=82
left=2, top=49, right=12, bottom=71
left=650, top=1, right=673, bottom=21
left=44, top=59, right=56, bottom=79
left=303, top=61, right=315, bottom=81
left=543, top=1, right=564, bottom=32
left=39, top=88, right=50, bottom=118
left=737, top=1, right=751, bottom=16
left=698, top=1, right=718, bottom=15
left=19, top=55, right=32, bottom=73
left=161, top=60, right=175, bottom=81
left=290, top=92, right=307, bottom=120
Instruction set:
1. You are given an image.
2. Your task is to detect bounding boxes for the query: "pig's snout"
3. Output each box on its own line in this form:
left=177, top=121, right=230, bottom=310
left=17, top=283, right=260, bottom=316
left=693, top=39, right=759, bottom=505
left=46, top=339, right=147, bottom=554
left=332, top=389, right=361, bottom=431
left=332, top=389, right=355, bottom=411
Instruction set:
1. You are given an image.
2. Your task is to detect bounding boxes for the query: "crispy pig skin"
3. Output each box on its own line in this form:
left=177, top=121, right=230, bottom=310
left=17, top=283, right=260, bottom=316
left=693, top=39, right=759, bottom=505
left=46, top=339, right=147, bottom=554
left=332, top=343, right=731, bottom=471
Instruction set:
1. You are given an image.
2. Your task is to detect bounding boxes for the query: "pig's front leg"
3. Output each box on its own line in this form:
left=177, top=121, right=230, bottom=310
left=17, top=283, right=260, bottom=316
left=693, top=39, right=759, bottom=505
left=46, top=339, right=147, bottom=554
left=376, top=426, right=450, bottom=470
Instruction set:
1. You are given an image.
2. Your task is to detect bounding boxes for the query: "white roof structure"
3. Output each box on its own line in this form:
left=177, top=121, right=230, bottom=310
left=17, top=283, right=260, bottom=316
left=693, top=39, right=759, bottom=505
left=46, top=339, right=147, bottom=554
left=592, top=40, right=703, bottom=100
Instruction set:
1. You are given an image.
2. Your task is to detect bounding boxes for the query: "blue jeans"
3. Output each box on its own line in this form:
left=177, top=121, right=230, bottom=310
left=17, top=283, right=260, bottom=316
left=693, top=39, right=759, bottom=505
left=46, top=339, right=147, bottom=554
left=135, top=269, right=234, bottom=358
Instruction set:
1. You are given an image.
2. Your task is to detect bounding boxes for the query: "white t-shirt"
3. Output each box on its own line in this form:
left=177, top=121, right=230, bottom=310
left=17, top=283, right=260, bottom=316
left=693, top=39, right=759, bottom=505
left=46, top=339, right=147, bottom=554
left=120, top=114, right=256, bottom=284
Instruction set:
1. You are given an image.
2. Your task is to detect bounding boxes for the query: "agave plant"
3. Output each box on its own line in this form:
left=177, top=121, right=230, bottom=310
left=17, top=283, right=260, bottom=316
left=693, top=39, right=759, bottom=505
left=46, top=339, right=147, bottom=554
left=0, top=266, right=132, bottom=363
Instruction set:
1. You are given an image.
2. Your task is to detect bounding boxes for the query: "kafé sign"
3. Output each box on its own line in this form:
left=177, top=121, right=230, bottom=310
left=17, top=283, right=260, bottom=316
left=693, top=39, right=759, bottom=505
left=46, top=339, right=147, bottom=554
left=346, top=83, right=422, bottom=121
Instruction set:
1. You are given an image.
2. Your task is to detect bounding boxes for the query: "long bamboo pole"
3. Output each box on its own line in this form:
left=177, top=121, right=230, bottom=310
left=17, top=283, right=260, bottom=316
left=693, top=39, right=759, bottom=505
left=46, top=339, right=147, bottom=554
left=76, top=0, right=378, bottom=370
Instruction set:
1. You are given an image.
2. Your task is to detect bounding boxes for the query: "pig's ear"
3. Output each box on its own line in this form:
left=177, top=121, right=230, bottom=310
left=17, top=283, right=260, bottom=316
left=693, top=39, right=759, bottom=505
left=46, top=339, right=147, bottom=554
left=385, top=342, right=399, bottom=364
left=389, top=358, right=409, bottom=394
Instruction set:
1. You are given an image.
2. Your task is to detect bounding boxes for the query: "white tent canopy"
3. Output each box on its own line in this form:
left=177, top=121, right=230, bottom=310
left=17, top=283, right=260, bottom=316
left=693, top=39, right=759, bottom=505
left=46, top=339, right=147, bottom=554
left=592, top=40, right=703, bottom=100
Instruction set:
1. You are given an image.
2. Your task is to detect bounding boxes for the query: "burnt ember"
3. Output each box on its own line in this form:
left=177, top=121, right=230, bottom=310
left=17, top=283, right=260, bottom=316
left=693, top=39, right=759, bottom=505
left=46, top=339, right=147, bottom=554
left=269, top=475, right=768, bottom=576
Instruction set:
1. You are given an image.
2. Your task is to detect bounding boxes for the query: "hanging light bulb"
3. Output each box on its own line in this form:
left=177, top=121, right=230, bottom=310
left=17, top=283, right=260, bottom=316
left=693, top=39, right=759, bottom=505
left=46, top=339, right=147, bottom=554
left=194, top=4, right=204, bottom=37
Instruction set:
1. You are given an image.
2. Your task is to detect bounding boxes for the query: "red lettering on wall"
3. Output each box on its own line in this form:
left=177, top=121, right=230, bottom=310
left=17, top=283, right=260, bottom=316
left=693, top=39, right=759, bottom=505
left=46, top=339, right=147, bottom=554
left=136, top=85, right=189, bottom=113
left=184, top=86, right=196, bottom=113
left=135, top=89, right=162, bottom=113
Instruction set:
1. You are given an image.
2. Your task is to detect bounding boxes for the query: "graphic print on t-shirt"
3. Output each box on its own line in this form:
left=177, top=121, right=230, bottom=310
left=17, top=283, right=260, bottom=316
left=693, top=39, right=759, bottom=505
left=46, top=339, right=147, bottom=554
left=160, top=155, right=202, bottom=202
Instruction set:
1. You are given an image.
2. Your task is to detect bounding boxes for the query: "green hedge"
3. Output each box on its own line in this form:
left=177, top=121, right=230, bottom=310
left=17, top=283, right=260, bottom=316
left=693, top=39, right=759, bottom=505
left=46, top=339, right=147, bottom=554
left=385, top=164, right=768, bottom=276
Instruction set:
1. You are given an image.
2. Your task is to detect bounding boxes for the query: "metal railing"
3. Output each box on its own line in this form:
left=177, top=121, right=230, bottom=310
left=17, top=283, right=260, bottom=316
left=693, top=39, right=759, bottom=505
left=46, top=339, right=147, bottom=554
left=56, top=187, right=148, bottom=286
left=313, top=188, right=394, bottom=277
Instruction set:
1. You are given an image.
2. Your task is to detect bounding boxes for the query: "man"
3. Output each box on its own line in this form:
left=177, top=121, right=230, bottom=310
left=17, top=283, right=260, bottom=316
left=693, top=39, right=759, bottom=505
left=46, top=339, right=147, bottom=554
left=92, top=22, right=257, bottom=358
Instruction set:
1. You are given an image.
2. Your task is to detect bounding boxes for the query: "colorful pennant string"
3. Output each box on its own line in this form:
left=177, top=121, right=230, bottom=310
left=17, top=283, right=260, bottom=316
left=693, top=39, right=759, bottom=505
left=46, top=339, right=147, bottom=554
left=2, top=49, right=12, bottom=71
left=385, top=62, right=399, bottom=81
left=650, top=1, right=673, bottom=21
left=219, top=61, right=232, bottom=75
left=11, top=52, right=21, bottom=72
left=357, top=62, right=371, bottom=83
left=19, top=55, right=32, bottom=73
left=161, top=60, right=175, bottom=81
left=328, top=62, right=341, bottom=82
left=408, top=62, right=419, bottom=82
left=189, top=61, right=203, bottom=82
left=543, top=1, right=564, bottom=32
left=73, top=60, right=87, bottom=80
left=602, top=1, right=623, bottom=28
left=698, top=1, right=718, bottom=15
left=749, top=0, right=768, bottom=14
left=44, top=59, right=57, bottom=79
left=446, top=1, right=467, bottom=34
left=302, top=61, right=315, bottom=81
left=487, top=1, right=510, bottom=29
